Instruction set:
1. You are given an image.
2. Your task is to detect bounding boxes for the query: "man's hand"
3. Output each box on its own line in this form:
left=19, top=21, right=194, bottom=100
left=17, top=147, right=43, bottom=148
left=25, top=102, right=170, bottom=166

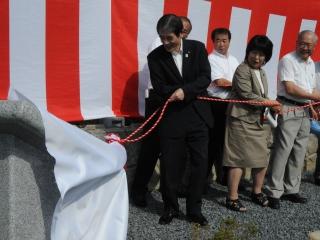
left=169, top=88, right=185, bottom=102
left=211, top=79, right=232, bottom=88
left=271, top=105, right=282, bottom=115
left=310, top=106, right=319, bottom=120
left=284, top=82, right=320, bottom=101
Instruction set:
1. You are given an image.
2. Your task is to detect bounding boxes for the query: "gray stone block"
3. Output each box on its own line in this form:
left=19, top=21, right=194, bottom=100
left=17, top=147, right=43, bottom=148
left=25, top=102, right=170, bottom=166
left=0, top=101, right=59, bottom=240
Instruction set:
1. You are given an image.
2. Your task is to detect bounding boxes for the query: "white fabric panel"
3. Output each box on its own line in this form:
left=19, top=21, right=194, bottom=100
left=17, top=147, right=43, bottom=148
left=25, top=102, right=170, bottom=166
left=229, top=7, right=251, bottom=63
left=44, top=109, right=127, bottom=239
left=265, top=14, right=286, bottom=99
left=79, top=0, right=113, bottom=119
left=51, top=170, right=128, bottom=240
left=9, top=0, right=46, bottom=109
left=42, top=112, right=126, bottom=199
left=187, top=0, right=211, bottom=45
left=9, top=90, right=128, bottom=240
left=137, top=0, right=164, bottom=115
left=300, top=19, right=317, bottom=32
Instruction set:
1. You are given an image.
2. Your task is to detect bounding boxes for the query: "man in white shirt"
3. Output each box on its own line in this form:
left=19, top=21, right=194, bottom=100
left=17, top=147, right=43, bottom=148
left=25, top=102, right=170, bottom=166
left=266, top=30, right=320, bottom=209
left=207, top=28, right=239, bottom=186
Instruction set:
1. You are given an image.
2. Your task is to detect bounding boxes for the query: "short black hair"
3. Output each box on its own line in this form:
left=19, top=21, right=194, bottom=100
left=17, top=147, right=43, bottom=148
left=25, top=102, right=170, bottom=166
left=245, top=35, right=273, bottom=63
left=156, top=14, right=183, bottom=37
left=211, top=28, right=231, bottom=42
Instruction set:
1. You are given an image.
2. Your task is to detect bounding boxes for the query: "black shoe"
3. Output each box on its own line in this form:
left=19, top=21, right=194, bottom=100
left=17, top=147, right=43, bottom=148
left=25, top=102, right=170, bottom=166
left=251, top=192, right=268, bottom=207
left=281, top=193, right=307, bottom=204
left=186, top=213, right=208, bottom=226
left=159, top=209, right=180, bottom=225
left=268, top=197, right=280, bottom=209
left=131, top=192, right=147, bottom=208
left=225, top=198, right=247, bottom=212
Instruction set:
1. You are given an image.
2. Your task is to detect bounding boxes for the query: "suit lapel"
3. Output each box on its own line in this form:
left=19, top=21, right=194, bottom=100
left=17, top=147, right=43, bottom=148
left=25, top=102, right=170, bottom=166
left=182, top=39, right=191, bottom=80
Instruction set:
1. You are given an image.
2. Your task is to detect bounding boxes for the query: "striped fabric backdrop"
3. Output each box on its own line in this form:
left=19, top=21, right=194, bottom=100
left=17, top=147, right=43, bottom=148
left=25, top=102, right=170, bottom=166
left=1, top=0, right=320, bottom=121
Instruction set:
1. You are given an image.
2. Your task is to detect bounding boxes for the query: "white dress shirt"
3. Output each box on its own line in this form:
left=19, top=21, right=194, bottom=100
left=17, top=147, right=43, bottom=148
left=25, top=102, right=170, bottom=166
left=277, top=51, right=316, bottom=103
left=145, top=38, right=183, bottom=94
left=207, top=51, right=239, bottom=99
left=171, top=40, right=183, bottom=76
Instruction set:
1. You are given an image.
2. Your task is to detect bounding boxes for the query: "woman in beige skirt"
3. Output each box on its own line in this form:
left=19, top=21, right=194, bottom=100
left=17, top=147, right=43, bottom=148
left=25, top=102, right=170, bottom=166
left=223, top=35, right=281, bottom=212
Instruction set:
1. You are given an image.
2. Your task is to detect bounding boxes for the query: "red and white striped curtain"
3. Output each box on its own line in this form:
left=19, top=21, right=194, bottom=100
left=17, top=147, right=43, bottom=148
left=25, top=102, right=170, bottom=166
left=1, top=0, right=320, bottom=121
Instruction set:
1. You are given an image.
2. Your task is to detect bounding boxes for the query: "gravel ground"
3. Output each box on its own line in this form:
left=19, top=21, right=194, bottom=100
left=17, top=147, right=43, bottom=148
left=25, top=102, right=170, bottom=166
left=78, top=124, right=320, bottom=239
left=128, top=174, right=320, bottom=240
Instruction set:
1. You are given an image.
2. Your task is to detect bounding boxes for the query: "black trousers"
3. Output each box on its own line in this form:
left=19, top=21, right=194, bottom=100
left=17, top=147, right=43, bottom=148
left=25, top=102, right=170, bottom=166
left=131, top=92, right=162, bottom=195
left=160, top=107, right=209, bottom=214
left=207, top=101, right=228, bottom=183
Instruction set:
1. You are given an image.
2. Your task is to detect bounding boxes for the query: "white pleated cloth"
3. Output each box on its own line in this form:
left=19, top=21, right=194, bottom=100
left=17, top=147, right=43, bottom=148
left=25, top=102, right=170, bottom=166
left=9, top=90, right=128, bottom=240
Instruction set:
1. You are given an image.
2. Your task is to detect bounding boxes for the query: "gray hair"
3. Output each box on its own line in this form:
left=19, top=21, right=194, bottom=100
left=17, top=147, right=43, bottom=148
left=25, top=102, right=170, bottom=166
left=298, top=30, right=318, bottom=44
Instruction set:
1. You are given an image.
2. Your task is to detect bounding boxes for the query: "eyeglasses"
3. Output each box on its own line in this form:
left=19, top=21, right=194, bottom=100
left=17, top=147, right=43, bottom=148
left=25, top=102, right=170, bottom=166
left=298, top=42, right=314, bottom=49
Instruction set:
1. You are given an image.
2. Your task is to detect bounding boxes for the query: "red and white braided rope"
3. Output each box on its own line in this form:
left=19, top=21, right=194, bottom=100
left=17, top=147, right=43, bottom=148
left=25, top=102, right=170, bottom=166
left=106, top=96, right=320, bottom=144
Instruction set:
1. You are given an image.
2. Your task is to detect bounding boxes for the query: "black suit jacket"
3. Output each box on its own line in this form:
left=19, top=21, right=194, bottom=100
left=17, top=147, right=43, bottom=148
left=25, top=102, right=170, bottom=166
left=147, top=39, right=213, bottom=135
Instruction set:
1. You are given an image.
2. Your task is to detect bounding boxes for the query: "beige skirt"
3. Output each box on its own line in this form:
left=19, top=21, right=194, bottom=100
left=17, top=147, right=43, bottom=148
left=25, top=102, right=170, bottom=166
left=223, top=117, right=270, bottom=168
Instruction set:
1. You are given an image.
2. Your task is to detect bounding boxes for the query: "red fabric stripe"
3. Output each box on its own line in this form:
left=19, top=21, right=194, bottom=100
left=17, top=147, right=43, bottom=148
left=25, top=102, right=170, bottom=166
left=279, top=18, right=301, bottom=58
left=111, top=1, right=139, bottom=117
left=163, top=0, right=189, bottom=16
left=230, top=0, right=320, bottom=60
left=313, top=24, right=320, bottom=62
left=206, top=0, right=232, bottom=53
left=46, top=0, right=82, bottom=121
left=0, top=0, right=9, bottom=100
left=247, top=6, right=269, bottom=41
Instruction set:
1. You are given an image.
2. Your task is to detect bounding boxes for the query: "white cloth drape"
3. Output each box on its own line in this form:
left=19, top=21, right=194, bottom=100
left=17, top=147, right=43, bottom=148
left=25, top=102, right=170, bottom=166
left=9, top=90, right=128, bottom=240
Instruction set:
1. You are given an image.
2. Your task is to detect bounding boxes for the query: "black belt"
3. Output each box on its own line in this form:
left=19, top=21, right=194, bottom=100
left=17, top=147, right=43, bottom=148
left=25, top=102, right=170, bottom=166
left=277, top=96, right=307, bottom=106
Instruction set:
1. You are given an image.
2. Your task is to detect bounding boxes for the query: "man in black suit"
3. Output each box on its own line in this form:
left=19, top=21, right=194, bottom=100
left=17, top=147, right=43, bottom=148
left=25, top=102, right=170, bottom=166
left=130, top=16, right=192, bottom=207
left=148, top=14, right=213, bottom=226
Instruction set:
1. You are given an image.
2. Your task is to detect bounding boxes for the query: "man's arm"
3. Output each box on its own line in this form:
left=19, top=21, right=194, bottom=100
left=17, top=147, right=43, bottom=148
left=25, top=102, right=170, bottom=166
left=208, top=56, right=232, bottom=87
left=211, top=78, right=232, bottom=87
left=283, top=81, right=320, bottom=101
left=279, top=58, right=320, bottom=101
